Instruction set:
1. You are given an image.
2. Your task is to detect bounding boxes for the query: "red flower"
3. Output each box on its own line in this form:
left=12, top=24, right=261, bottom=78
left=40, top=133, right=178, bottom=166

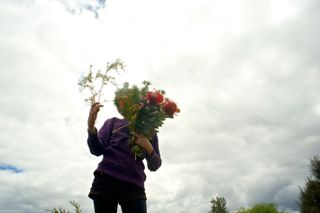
left=146, top=91, right=164, bottom=105
left=162, top=99, right=180, bottom=117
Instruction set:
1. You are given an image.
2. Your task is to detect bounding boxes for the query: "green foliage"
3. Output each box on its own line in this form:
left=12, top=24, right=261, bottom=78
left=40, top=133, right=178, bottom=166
left=209, top=196, right=228, bottom=213
left=78, top=59, right=125, bottom=105
left=299, top=156, right=320, bottom=213
left=46, top=201, right=82, bottom=213
left=235, top=203, right=288, bottom=213
left=114, top=81, right=149, bottom=122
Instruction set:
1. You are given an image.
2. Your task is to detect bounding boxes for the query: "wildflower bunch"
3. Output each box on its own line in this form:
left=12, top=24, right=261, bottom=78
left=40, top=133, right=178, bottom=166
left=46, top=200, right=82, bottom=213
left=78, top=59, right=125, bottom=105
left=114, top=81, right=180, bottom=158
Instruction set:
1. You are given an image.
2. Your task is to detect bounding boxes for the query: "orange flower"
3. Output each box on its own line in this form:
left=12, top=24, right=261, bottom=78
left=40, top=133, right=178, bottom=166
left=119, top=100, right=125, bottom=109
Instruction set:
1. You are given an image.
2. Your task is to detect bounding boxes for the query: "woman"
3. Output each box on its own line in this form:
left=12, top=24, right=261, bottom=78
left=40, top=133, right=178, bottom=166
left=87, top=103, right=162, bottom=213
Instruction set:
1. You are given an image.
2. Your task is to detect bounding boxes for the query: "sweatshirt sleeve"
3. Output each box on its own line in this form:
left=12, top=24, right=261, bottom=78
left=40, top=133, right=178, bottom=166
left=146, top=133, right=162, bottom=171
left=87, top=118, right=113, bottom=156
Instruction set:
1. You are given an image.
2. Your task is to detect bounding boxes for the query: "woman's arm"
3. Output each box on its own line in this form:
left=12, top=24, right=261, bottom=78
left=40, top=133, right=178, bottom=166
left=87, top=128, right=104, bottom=156
left=134, top=133, right=162, bottom=171
left=87, top=103, right=107, bottom=156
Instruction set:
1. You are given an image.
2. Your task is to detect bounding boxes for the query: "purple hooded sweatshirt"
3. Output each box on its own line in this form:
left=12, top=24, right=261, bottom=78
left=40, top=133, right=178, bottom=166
left=87, top=117, right=162, bottom=188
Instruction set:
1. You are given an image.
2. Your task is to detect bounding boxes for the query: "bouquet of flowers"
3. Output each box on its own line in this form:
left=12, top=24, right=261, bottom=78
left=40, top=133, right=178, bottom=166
left=114, top=81, right=180, bottom=158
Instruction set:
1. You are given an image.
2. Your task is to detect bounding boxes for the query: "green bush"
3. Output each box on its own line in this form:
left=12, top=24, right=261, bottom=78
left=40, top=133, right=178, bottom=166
left=235, top=203, right=288, bottom=213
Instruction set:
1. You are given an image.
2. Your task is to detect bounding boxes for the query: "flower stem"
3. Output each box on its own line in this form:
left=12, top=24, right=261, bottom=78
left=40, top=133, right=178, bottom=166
left=112, top=123, right=130, bottom=133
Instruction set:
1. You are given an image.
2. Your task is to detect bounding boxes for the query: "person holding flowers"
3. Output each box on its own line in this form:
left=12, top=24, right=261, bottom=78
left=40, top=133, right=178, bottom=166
left=86, top=81, right=179, bottom=213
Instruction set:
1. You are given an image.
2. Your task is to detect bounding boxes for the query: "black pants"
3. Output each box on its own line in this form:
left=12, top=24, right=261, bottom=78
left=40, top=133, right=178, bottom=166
left=93, top=197, right=147, bottom=213
left=89, top=171, right=147, bottom=213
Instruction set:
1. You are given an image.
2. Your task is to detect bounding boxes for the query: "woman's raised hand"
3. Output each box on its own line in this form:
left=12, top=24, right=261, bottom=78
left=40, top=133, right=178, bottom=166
left=87, top=102, right=103, bottom=133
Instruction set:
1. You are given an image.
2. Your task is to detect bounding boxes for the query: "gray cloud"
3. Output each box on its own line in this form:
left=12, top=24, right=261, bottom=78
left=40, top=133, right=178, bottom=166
left=1, top=0, right=320, bottom=213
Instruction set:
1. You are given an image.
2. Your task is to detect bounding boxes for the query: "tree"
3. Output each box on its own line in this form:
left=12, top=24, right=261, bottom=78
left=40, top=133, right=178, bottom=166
left=235, top=203, right=288, bottom=213
left=310, top=156, right=320, bottom=180
left=209, top=196, right=228, bottom=213
left=299, top=156, right=320, bottom=213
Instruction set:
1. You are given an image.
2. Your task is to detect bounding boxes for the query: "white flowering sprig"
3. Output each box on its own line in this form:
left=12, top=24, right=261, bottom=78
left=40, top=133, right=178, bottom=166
left=78, top=59, right=125, bottom=105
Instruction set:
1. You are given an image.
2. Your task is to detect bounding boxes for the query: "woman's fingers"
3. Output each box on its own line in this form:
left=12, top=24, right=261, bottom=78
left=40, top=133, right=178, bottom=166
left=133, top=133, right=145, bottom=138
left=133, top=133, right=144, bottom=141
left=91, top=103, right=104, bottom=114
left=133, top=133, right=140, bottom=141
left=133, top=133, right=148, bottom=145
left=88, top=103, right=104, bottom=128
left=133, top=133, right=153, bottom=155
left=91, top=102, right=104, bottom=109
left=91, top=102, right=103, bottom=108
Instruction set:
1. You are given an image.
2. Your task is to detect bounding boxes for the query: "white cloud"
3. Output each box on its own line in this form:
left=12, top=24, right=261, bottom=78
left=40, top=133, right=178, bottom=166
left=1, top=0, right=320, bottom=212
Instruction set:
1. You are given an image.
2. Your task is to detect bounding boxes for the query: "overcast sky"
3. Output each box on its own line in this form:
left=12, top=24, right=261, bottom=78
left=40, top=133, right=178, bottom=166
left=1, top=0, right=320, bottom=212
